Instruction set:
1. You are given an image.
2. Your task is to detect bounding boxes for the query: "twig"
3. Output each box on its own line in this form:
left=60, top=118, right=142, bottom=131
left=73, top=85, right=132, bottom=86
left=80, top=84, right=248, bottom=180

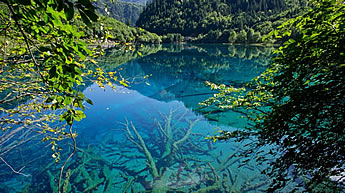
left=173, top=119, right=199, bottom=148
left=1, top=11, right=11, bottom=67
left=5, top=1, right=45, bottom=82
left=156, top=121, right=168, bottom=139
left=208, top=162, right=219, bottom=182
left=58, top=123, right=76, bottom=193
left=192, top=163, right=221, bottom=193
left=122, top=177, right=134, bottom=193
left=0, top=156, right=31, bottom=177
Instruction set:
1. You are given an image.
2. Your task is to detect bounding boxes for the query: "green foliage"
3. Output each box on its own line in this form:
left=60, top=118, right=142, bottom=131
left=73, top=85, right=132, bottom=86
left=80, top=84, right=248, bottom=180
left=247, top=28, right=262, bottom=43
left=80, top=15, right=161, bottom=44
left=136, top=0, right=309, bottom=42
left=228, top=30, right=237, bottom=43
left=0, top=0, right=124, bottom=161
left=162, top=33, right=183, bottom=43
left=202, top=0, right=345, bottom=191
left=193, top=28, right=263, bottom=43
left=236, top=29, right=247, bottom=43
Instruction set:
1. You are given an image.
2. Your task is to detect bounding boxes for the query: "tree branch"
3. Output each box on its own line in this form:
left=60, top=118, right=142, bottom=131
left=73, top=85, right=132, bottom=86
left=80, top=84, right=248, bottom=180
left=0, top=156, right=31, bottom=177
left=5, top=1, right=46, bottom=82
left=58, top=123, right=76, bottom=193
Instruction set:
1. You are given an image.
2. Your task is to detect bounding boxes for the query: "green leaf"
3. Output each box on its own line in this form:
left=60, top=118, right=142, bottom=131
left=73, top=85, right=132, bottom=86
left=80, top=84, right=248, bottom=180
left=83, top=9, right=98, bottom=22
left=63, top=96, right=72, bottom=106
left=86, top=98, right=93, bottom=105
left=56, top=0, right=64, bottom=11
left=64, top=2, right=74, bottom=21
left=49, top=66, right=57, bottom=78
left=46, top=96, right=55, bottom=103
left=80, top=10, right=92, bottom=27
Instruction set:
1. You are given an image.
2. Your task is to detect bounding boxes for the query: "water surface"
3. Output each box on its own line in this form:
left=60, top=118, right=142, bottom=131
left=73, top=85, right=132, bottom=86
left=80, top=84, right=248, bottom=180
left=0, top=44, right=279, bottom=192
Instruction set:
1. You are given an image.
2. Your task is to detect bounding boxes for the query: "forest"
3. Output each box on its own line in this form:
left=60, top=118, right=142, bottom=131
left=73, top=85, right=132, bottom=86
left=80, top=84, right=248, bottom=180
left=78, top=15, right=161, bottom=44
left=136, top=0, right=309, bottom=43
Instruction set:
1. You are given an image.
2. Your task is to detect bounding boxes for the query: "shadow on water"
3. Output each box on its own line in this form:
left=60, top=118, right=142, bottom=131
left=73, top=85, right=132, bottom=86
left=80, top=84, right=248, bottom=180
left=1, top=44, right=301, bottom=192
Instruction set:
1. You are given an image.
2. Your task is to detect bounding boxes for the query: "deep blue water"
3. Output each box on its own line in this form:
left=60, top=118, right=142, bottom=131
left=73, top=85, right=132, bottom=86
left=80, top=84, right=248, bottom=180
left=0, top=44, right=289, bottom=192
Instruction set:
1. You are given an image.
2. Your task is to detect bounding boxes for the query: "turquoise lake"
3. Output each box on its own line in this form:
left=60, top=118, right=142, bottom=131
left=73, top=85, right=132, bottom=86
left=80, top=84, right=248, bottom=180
left=0, top=44, right=300, bottom=192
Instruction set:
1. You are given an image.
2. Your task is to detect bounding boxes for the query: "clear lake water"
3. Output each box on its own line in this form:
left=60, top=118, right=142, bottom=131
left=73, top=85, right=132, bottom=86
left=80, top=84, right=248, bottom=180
left=1, top=44, right=298, bottom=193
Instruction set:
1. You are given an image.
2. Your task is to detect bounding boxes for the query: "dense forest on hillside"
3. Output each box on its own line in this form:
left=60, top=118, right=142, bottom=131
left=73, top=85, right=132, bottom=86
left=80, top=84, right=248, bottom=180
left=74, top=15, right=161, bottom=43
left=94, top=0, right=144, bottom=26
left=136, top=0, right=309, bottom=43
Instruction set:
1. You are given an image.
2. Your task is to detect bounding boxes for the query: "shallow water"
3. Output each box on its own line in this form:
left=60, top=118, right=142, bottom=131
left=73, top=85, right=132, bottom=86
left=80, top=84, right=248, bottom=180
left=0, top=44, right=280, bottom=192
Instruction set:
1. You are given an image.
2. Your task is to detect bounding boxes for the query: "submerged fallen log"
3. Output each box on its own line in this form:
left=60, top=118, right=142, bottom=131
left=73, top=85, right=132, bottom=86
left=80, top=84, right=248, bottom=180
left=124, top=120, right=159, bottom=178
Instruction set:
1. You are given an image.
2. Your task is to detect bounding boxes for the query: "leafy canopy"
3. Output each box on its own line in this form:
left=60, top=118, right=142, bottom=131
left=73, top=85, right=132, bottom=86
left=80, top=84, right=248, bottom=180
left=201, top=0, right=345, bottom=191
left=0, top=0, right=125, bottom=162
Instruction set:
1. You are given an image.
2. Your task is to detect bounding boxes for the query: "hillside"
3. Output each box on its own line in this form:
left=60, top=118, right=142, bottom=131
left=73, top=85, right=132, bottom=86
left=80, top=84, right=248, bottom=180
left=95, top=0, right=144, bottom=26
left=119, top=0, right=150, bottom=5
left=76, top=16, right=161, bottom=44
left=136, top=0, right=308, bottom=43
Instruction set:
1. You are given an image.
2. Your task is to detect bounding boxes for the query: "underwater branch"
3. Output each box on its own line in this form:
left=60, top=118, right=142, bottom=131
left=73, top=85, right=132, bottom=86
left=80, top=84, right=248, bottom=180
left=124, top=120, right=159, bottom=178
left=0, top=156, right=31, bottom=177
